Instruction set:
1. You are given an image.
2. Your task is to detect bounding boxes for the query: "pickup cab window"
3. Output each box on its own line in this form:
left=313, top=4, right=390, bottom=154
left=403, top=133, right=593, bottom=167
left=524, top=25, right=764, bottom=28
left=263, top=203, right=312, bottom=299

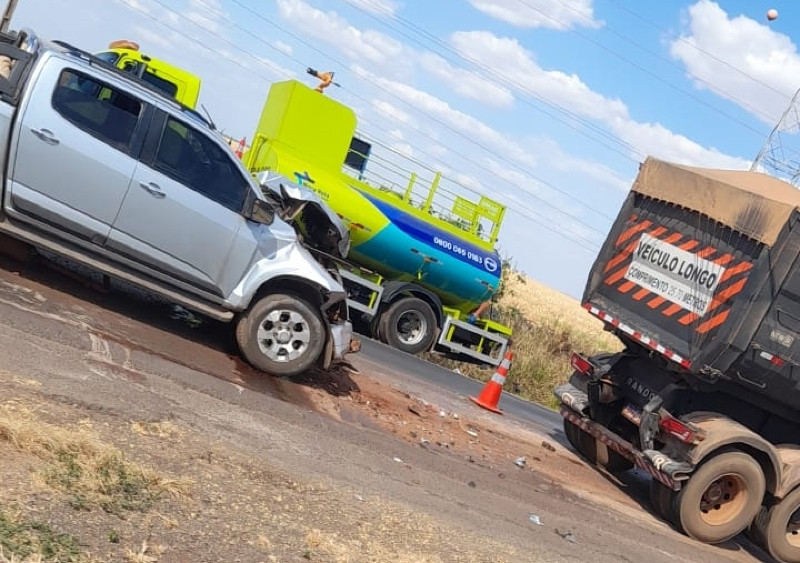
left=51, top=69, right=141, bottom=152
left=154, top=115, right=248, bottom=212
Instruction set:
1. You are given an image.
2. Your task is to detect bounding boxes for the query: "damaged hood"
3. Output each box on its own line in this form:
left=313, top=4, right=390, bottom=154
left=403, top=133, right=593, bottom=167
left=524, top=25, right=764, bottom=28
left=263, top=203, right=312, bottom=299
left=256, top=171, right=350, bottom=258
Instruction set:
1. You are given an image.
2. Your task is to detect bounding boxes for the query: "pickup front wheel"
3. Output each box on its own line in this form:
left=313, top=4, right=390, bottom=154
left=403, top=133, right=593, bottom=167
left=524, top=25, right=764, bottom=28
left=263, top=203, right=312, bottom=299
left=236, top=293, right=325, bottom=377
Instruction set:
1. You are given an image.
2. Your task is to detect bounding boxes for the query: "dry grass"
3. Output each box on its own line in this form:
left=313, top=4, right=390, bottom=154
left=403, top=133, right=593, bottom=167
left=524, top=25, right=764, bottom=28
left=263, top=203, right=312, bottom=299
left=436, top=269, right=623, bottom=408
left=0, top=403, right=190, bottom=516
left=129, top=421, right=184, bottom=440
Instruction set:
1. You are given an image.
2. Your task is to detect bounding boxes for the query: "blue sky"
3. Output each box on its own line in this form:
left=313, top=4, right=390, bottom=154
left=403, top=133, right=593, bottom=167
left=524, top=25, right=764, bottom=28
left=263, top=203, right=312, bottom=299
left=13, top=0, right=799, bottom=298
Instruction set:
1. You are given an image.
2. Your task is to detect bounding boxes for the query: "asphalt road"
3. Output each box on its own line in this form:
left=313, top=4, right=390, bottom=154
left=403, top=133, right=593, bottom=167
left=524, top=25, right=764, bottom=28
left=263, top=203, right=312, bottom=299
left=357, top=337, right=563, bottom=432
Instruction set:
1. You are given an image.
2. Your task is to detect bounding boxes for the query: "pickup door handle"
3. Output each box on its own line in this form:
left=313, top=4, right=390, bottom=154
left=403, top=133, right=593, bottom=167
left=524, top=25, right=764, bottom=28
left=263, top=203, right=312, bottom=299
left=31, top=128, right=59, bottom=145
left=138, top=182, right=166, bottom=199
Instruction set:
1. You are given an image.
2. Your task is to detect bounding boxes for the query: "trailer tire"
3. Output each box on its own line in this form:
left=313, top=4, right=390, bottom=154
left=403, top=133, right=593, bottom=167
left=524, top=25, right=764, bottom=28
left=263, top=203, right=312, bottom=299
left=563, top=418, right=587, bottom=455
left=236, top=293, right=325, bottom=377
left=563, top=418, right=632, bottom=473
left=650, top=479, right=678, bottom=525
left=380, top=297, right=436, bottom=355
left=675, top=449, right=766, bottom=544
left=748, top=487, right=800, bottom=562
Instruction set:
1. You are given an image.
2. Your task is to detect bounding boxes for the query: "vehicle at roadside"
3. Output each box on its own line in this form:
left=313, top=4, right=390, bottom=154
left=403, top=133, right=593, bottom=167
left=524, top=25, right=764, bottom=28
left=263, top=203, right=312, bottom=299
left=0, top=28, right=355, bottom=377
left=555, top=156, right=800, bottom=562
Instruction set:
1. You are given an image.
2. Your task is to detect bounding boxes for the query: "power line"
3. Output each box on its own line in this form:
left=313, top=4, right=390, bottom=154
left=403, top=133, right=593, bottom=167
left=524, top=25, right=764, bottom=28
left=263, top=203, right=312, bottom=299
left=110, top=0, right=607, bottom=253
left=605, top=0, right=789, bottom=99
left=226, top=0, right=621, bottom=223
left=533, top=0, right=776, bottom=127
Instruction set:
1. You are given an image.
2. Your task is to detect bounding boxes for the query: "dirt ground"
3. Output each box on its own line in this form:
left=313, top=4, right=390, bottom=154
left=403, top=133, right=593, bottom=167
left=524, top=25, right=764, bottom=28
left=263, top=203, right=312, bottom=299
left=0, top=368, right=600, bottom=563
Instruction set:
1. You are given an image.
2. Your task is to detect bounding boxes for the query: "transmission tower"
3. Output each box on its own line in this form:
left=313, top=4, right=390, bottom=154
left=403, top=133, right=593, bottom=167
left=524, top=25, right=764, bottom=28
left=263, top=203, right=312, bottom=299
left=751, top=87, right=800, bottom=185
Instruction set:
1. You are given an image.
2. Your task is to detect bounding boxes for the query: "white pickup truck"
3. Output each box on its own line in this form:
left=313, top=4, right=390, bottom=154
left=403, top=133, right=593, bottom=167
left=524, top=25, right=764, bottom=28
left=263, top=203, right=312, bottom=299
left=0, top=28, right=356, bottom=376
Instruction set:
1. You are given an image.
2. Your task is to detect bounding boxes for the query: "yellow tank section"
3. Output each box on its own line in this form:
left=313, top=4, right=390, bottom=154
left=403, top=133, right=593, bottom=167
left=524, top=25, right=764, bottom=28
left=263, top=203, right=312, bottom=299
left=244, top=79, right=504, bottom=253
left=249, top=80, right=356, bottom=170
left=244, top=79, right=507, bottom=312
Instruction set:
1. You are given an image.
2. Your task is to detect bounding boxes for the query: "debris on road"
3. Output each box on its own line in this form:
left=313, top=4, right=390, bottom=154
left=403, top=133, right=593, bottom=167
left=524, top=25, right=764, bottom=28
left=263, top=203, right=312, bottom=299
left=529, top=514, right=543, bottom=526
left=541, top=441, right=556, bottom=452
left=393, top=456, right=404, bottom=463
left=555, top=529, right=577, bottom=544
left=515, top=456, right=527, bottom=468
left=169, top=304, right=202, bottom=328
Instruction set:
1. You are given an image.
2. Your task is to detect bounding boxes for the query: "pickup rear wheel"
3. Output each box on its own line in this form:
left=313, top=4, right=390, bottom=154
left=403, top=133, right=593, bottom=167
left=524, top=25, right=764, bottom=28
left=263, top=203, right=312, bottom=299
left=236, top=293, right=325, bottom=377
left=748, top=487, right=800, bottom=562
left=675, top=449, right=765, bottom=544
left=379, top=297, right=436, bottom=355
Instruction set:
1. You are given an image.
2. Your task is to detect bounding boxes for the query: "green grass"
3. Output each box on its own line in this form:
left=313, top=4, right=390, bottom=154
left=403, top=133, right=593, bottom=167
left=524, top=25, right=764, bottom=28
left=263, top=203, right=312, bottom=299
left=0, top=509, right=89, bottom=563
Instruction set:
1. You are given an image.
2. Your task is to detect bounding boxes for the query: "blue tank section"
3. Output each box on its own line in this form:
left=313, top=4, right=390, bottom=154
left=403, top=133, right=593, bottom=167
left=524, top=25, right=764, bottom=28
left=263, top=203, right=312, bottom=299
left=353, top=192, right=502, bottom=309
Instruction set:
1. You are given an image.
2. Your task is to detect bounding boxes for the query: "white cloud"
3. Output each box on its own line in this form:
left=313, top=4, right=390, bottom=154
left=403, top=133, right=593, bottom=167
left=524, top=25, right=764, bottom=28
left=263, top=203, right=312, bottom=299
left=277, top=0, right=406, bottom=66
left=451, top=30, right=751, bottom=169
left=341, top=0, right=399, bottom=18
left=273, top=40, right=293, bottom=55
left=372, top=100, right=415, bottom=125
left=355, top=65, right=538, bottom=168
left=391, top=142, right=414, bottom=157
left=670, top=0, right=798, bottom=125
left=185, top=0, right=227, bottom=34
left=466, top=0, right=602, bottom=30
left=418, top=52, right=514, bottom=109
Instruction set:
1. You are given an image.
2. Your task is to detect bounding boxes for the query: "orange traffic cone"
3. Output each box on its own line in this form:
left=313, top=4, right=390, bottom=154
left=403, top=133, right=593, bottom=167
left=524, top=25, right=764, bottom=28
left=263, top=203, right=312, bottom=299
left=470, top=350, right=514, bottom=415
left=234, top=137, right=246, bottom=159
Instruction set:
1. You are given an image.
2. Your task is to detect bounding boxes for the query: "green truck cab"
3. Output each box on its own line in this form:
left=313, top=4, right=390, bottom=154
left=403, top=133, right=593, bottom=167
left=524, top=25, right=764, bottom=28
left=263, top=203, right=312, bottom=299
left=94, top=40, right=201, bottom=109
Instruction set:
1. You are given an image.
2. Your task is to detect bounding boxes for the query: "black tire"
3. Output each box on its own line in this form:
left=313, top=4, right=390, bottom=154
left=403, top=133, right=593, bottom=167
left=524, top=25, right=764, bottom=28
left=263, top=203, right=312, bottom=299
left=674, top=449, right=766, bottom=544
left=563, top=418, right=632, bottom=473
left=650, top=479, right=678, bottom=525
left=235, top=293, right=325, bottom=377
left=379, top=297, right=437, bottom=355
left=563, top=417, right=586, bottom=454
left=748, top=487, right=800, bottom=562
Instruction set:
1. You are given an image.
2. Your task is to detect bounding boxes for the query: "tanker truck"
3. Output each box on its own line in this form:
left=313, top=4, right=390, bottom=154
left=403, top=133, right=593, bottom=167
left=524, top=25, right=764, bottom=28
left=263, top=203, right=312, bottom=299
left=555, top=156, right=800, bottom=562
left=243, top=79, right=511, bottom=365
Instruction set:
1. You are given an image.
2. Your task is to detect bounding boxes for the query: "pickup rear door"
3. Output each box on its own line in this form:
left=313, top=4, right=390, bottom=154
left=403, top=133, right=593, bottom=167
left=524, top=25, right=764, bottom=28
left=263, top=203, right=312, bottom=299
left=7, top=60, right=147, bottom=243
left=107, top=110, right=255, bottom=296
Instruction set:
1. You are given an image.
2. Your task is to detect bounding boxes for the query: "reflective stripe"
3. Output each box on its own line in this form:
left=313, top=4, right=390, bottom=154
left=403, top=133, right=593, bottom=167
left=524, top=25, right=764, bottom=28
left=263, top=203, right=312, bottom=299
left=584, top=304, right=691, bottom=369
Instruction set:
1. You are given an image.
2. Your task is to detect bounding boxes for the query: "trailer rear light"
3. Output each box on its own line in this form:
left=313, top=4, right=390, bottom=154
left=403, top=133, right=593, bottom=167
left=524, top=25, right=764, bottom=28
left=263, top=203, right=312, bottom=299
left=659, top=415, right=696, bottom=444
left=759, top=351, right=785, bottom=366
left=570, top=353, right=594, bottom=376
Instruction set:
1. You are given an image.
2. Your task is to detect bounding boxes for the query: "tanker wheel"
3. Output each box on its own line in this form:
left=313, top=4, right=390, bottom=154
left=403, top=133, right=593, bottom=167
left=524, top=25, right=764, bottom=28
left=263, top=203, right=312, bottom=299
left=563, top=418, right=632, bottom=473
left=748, top=487, right=800, bottom=562
left=675, top=449, right=766, bottom=544
left=379, top=297, right=436, bottom=355
left=650, top=479, right=678, bottom=525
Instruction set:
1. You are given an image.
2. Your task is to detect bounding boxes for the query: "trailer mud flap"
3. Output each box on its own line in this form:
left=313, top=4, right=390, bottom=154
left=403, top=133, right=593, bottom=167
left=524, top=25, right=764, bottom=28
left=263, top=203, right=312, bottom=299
left=560, top=404, right=687, bottom=490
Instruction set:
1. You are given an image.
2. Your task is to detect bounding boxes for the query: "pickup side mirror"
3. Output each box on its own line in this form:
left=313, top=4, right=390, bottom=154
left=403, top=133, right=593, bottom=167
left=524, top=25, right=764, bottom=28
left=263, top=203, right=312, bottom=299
left=246, top=197, right=275, bottom=225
